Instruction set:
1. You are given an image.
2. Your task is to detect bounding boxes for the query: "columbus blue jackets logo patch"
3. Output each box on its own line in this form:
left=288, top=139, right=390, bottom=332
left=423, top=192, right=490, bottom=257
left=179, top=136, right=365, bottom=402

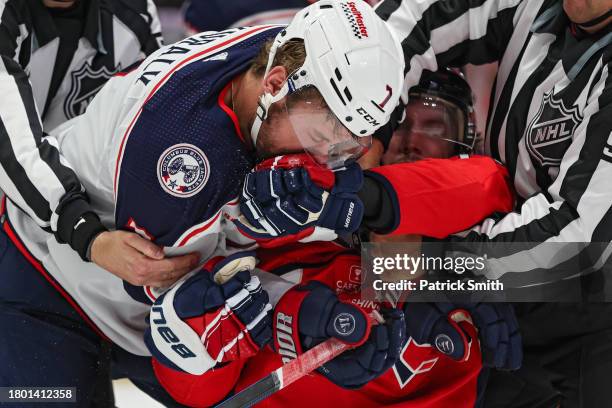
left=158, top=144, right=210, bottom=197
left=526, top=91, right=582, bottom=167
left=64, top=63, right=118, bottom=119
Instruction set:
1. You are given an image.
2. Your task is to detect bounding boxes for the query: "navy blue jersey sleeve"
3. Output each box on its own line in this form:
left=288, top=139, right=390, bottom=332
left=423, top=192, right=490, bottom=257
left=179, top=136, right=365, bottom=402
left=112, top=31, right=280, bottom=246
left=114, top=60, right=254, bottom=305
left=114, top=88, right=252, bottom=246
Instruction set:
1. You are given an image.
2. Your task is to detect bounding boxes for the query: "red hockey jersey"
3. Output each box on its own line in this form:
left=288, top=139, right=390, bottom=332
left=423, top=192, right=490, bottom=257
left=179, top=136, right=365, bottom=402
left=152, top=242, right=483, bottom=408
left=150, top=155, right=513, bottom=406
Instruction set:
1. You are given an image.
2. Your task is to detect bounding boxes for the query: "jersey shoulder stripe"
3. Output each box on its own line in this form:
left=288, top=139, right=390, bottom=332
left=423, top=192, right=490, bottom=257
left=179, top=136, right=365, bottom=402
left=114, top=26, right=281, bottom=247
left=113, top=25, right=279, bottom=195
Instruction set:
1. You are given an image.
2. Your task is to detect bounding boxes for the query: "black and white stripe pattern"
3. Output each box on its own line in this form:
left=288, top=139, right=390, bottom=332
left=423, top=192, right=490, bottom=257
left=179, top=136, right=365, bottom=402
left=0, top=0, right=161, bottom=233
left=376, top=0, right=612, bottom=285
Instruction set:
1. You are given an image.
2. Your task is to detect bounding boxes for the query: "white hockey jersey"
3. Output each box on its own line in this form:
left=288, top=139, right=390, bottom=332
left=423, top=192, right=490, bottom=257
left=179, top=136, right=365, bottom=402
left=3, top=26, right=281, bottom=355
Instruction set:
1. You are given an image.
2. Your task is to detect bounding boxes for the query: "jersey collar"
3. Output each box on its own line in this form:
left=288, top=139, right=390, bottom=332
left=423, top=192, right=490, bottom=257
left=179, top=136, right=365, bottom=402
left=29, top=0, right=102, bottom=52
left=218, top=81, right=247, bottom=146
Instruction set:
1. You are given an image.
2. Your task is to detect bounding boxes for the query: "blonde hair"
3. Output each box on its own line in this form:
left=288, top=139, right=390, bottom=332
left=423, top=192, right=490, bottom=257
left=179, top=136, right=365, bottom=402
left=250, top=37, right=328, bottom=112
left=250, top=39, right=306, bottom=77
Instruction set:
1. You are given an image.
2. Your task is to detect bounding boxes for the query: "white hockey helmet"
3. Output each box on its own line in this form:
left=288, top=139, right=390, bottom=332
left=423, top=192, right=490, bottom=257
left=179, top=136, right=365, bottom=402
left=251, top=0, right=405, bottom=169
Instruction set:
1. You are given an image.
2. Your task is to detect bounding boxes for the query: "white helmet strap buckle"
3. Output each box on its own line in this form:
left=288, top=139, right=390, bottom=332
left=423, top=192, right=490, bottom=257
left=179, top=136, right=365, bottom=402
left=250, top=84, right=288, bottom=146
left=250, top=72, right=309, bottom=146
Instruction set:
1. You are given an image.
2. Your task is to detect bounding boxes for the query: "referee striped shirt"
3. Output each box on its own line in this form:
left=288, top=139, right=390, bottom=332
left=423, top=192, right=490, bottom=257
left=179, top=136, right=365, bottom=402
left=0, top=0, right=161, bottom=244
left=376, top=0, right=612, bottom=286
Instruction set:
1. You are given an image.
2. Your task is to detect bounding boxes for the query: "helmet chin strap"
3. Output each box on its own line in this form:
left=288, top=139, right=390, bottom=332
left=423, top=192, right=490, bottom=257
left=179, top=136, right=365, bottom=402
left=577, top=9, right=612, bottom=28
left=250, top=80, right=292, bottom=146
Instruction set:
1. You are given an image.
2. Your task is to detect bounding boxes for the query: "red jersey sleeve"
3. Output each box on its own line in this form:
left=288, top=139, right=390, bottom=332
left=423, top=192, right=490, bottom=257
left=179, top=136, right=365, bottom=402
left=151, top=357, right=245, bottom=407
left=366, top=155, right=514, bottom=238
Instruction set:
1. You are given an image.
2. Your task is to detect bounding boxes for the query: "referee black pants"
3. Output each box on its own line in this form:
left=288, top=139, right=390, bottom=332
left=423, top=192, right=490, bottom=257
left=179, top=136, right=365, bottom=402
left=484, top=301, right=612, bottom=408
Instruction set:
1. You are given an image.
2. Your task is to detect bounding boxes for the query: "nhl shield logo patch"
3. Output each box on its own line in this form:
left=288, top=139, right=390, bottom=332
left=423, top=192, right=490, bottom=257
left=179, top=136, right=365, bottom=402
left=526, top=91, right=582, bottom=167
left=64, top=63, right=118, bottom=119
left=157, top=144, right=210, bottom=198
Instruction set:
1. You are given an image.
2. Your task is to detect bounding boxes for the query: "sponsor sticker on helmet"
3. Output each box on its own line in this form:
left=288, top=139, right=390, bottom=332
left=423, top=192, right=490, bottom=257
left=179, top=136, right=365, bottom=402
left=157, top=144, right=210, bottom=197
left=341, top=2, right=369, bottom=39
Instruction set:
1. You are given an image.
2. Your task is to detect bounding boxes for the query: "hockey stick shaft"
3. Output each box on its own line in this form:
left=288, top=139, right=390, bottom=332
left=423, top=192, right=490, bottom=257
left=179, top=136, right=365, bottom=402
left=215, top=311, right=383, bottom=408
left=214, top=336, right=351, bottom=408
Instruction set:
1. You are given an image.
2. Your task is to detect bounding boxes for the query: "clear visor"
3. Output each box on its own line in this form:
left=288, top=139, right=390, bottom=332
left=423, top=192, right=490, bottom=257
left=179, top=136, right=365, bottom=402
left=284, top=84, right=371, bottom=169
left=406, top=93, right=466, bottom=143
left=382, top=93, right=467, bottom=164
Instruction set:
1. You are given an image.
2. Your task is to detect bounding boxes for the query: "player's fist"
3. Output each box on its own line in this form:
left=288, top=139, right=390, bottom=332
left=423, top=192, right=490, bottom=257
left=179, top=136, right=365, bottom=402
left=234, top=154, right=364, bottom=248
left=319, top=307, right=405, bottom=389
left=458, top=302, right=522, bottom=370
left=402, top=302, right=471, bottom=361
left=145, top=252, right=272, bottom=375
left=274, top=281, right=406, bottom=389
left=402, top=302, right=522, bottom=370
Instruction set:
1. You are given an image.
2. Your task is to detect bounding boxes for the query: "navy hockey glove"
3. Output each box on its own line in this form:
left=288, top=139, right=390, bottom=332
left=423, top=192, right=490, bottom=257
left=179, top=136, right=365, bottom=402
left=274, top=281, right=405, bottom=389
left=403, top=302, right=472, bottom=361
left=234, top=154, right=364, bottom=247
left=403, top=302, right=522, bottom=370
left=145, top=252, right=272, bottom=375
left=458, top=302, right=522, bottom=370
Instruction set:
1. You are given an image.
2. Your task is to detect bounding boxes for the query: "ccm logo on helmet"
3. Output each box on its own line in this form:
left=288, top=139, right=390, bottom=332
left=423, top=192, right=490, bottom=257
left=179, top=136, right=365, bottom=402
left=151, top=306, right=197, bottom=359
left=357, top=107, right=380, bottom=126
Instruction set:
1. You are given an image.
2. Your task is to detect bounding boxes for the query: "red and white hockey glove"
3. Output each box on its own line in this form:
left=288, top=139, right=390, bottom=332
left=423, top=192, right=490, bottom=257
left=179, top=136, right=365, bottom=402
left=233, top=154, right=364, bottom=248
left=145, top=251, right=272, bottom=375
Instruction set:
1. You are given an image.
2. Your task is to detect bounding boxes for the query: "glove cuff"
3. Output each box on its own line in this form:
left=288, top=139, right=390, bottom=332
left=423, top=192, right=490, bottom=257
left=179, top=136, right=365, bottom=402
left=147, top=289, right=217, bottom=376
left=273, top=287, right=308, bottom=363
left=446, top=309, right=474, bottom=362
left=359, top=170, right=399, bottom=234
